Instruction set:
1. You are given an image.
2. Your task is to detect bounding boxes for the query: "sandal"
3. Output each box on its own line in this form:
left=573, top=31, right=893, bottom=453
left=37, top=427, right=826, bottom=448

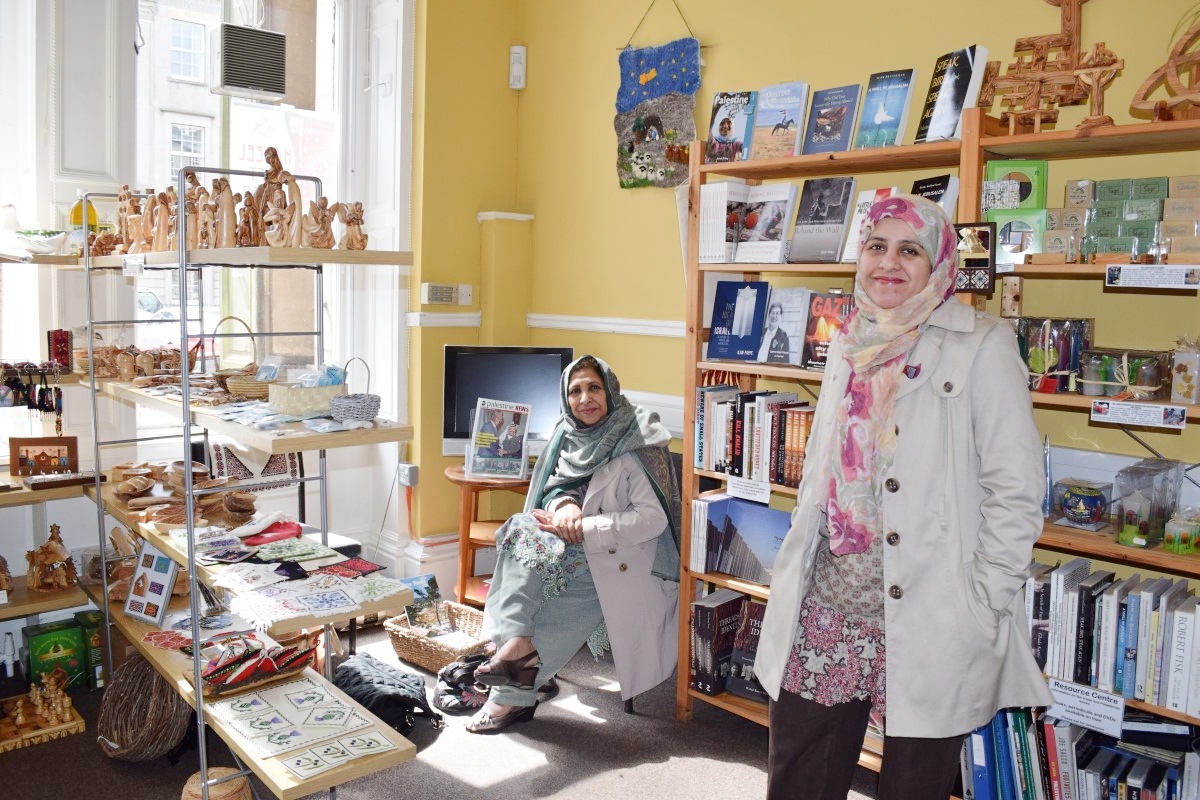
left=473, top=649, right=541, bottom=690
left=465, top=702, right=537, bottom=734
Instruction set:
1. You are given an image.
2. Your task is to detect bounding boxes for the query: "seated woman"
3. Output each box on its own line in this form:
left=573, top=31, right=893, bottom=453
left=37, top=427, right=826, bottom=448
left=466, top=354, right=681, bottom=734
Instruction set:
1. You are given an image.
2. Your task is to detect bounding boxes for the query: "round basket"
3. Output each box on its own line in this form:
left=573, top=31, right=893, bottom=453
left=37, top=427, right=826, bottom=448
left=329, top=357, right=381, bottom=422
left=383, top=601, right=488, bottom=673
left=97, top=653, right=192, bottom=761
left=210, top=316, right=263, bottom=393
left=181, top=767, right=252, bottom=800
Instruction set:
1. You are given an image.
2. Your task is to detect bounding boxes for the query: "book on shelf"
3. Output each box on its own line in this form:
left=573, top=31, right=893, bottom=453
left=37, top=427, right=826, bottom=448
left=1098, top=576, right=1135, bottom=692
left=799, top=84, right=861, bottom=156
left=756, top=287, right=809, bottom=366
left=913, top=44, right=990, bottom=143
left=706, top=280, right=770, bottom=361
left=990, top=710, right=1022, bottom=800
left=694, top=492, right=733, bottom=574
left=751, top=392, right=800, bottom=482
left=751, top=80, right=810, bottom=159
left=787, top=176, right=857, bottom=263
left=1073, top=569, right=1115, bottom=685
left=840, top=186, right=901, bottom=262
left=726, top=597, right=768, bottom=702
left=1167, top=594, right=1200, bottom=714
left=1150, top=580, right=1190, bottom=706
left=801, top=291, right=854, bottom=371
left=464, top=397, right=532, bottom=479
left=714, top=498, right=789, bottom=585
left=729, top=390, right=769, bottom=478
left=1026, top=561, right=1054, bottom=672
left=853, top=68, right=918, bottom=149
left=1048, top=556, right=1091, bottom=681
left=779, top=405, right=814, bottom=487
left=968, top=723, right=997, bottom=800
left=1133, top=577, right=1171, bottom=700
left=734, top=182, right=799, bottom=264
left=1115, top=575, right=1145, bottom=696
left=705, top=91, right=758, bottom=164
left=689, top=587, right=744, bottom=695
left=698, top=180, right=750, bottom=264
left=910, top=173, right=961, bottom=220
left=694, top=384, right=740, bottom=470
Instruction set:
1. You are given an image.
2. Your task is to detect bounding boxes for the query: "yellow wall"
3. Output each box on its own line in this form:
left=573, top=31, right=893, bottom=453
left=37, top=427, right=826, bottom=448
left=410, top=0, right=1200, bottom=538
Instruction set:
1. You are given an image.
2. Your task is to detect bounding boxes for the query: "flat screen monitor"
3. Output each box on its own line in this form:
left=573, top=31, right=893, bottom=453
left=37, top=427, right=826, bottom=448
left=442, top=345, right=574, bottom=457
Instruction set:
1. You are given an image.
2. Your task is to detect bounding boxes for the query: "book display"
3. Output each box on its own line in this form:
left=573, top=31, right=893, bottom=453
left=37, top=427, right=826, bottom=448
left=751, top=81, right=810, bottom=160
left=800, top=84, right=862, bottom=155
left=705, top=91, right=758, bottom=164
left=788, top=177, right=857, bottom=263
left=854, top=69, right=919, bottom=149
left=680, top=106, right=1200, bottom=791
left=913, top=44, right=990, bottom=143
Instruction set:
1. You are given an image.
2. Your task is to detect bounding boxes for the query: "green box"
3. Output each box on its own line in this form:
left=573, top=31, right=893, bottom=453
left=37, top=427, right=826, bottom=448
left=1094, top=236, right=1136, bottom=256
left=1087, top=201, right=1125, bottom=223
left=1132, top=177, right=1169, bottom=200
left=986, top=208, right=1049, bottom=265
left=1119, top=219, right=1158, bottom=242
left=1123, top=198, right=1163, bottom=222
left=985, top=160, right=1048, bottom=209
left=73, top=610, right=106, bottom=691
left=1096, top=179, right=1133, bottom=201
left=22, top=619, right=86, bottom=689
left=1085, top=218, right=1120, bottom=238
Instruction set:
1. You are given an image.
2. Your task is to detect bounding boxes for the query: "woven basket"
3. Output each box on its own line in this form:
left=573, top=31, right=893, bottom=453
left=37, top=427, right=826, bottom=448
left=97, top=653, right=192, bottom=761
left=210, top=316, right=264, bottom=394
left=329, top=356, right=381, bottom=422
left=383, top=601, right=488, bottom=673
left=181, top=767, right=252, bottom=800
left=268, top=382, right=346, bottom=416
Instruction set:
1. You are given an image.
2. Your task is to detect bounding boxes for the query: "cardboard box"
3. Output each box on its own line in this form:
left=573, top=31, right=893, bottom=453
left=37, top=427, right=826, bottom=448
left=1169, top=175, right=1200, bottom=198
left=1064, top=178, right=1095, bottom=207
left=22, top=619, right=86, bottom=689
left=73, top=610, right=106, bottom=690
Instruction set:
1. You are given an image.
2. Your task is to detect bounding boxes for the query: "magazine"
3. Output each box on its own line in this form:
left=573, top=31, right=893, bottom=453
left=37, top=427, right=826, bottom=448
left=397, top=574, right=453, bottom=636
left=464, top=397, right=532, bottom=479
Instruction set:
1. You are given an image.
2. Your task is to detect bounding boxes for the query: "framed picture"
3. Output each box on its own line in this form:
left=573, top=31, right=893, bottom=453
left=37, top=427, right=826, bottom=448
left=954, top=222, right=997, bottom=294
left=123, top=538, right=179, bottom=628
left=9, top=435, right=78, bottom=476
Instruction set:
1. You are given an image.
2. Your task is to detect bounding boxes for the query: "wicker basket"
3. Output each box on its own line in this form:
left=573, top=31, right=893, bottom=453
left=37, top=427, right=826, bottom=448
left=181, top=767, right=252, bottom=800
left=210, top=316, right=265, bottom=395
left=268, top=382, right=346, bottom=416
left=97, top=653, right=192, bottom=761
left=329, top=356, right=381, bottom=422
left=383, top=601, right=488, bottom=673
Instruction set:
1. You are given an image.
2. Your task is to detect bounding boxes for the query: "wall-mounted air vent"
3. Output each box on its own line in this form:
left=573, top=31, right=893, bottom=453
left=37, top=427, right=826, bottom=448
left=210, top=23, right=286, bottom=103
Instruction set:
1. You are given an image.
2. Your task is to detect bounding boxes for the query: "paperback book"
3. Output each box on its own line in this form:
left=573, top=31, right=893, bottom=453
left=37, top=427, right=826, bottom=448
left=801, top=291, right=854, bottom=370
left=705, top=91, right=758, bottom=164
left=698, top=180, right=749, bottom=263
left=751, top=81, right=810, bottom=159
left=910, top=174, right=960, bottom=219
left=464, top=397, right=532, bottom=479
left=706, top=280, right=770, bottom=361
left=788, top=176, right=857, bottom=263
left=726, top=598, right=768, bottom=702
left=714, top=498, right=789, bottom=584
left=690, top=588, right=744, bottom=695
left=756, top=286, right=810, bottom=366
left=913, top=44, right=990, bottom=143
left=799, top=84, right=861, bottom=156
left=853, top=68, right=918, bottom=149
left=840, top=187, right=901, bottom=262
left=734, top=183, right=799, bottom=263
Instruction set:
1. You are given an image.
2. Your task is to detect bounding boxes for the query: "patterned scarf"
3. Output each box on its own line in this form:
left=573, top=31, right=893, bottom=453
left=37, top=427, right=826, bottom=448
left=826, top=195, right=958, bottom=556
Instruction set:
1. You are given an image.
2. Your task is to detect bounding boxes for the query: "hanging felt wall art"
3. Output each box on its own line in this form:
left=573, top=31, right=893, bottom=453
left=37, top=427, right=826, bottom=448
left=614, top=37, right=700, bottom=189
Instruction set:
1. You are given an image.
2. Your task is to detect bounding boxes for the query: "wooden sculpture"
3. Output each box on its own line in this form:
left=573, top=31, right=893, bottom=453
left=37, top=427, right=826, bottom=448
left=301, top=197, right=337, bottom=249
left=332, top=201, right=368, bottom=250
left=152, top=191, right=171, bottom=252
left=1075, top=42, right=1124, bottom=129
left=213, top=178, right=239, bottom=250
left=262, top=189, right=295, bottom=248
left=1131, top=18, right=1200, bottom=120
left=25, top=524, right=78, bottom=592
left=115, top=184, right=132, bottom=251
left=0, top=553, right=12, bottom=593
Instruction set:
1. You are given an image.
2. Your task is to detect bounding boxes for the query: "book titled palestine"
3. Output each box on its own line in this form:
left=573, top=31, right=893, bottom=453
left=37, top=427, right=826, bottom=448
left=799, top=84, right=861, bottom=156
left=853, top=68, right=918, bottom=149
left=913, top=44, right=990, bottom=143
left=705, top=91, right=758, bottom=164
left=788, top=176, right=857, bottom=263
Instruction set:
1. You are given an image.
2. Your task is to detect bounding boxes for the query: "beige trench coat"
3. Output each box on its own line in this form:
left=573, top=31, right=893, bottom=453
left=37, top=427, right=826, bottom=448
left=754, top=300, right=1054, bottom=738
left=576, top=452, right=680, bottom=700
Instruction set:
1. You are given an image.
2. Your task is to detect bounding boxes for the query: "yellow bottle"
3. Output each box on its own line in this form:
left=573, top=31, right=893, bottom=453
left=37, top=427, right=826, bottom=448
left=67, top=189, right=99, bottom=255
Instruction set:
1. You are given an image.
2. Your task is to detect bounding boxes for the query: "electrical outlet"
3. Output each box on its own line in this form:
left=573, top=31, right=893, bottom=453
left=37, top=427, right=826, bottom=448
left=397, top=462, right=419, bottom=486
left=457, top=284, right=473, bottom=305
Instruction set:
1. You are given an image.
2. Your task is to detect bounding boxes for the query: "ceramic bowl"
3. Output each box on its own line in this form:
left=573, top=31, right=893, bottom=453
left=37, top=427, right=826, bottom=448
left=16, top=230, right=67, bottom=255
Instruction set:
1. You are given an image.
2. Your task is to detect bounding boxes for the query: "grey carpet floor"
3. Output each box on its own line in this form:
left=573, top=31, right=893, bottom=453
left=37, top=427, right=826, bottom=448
left=1, top=626, right=879, bottom=798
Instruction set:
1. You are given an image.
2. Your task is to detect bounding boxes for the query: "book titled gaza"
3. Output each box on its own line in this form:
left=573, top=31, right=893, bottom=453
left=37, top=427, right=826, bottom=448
left=802, top=291, right=854, bottom=370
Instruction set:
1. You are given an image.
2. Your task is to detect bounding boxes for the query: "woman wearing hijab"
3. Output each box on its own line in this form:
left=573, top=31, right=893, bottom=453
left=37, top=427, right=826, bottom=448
left=466, top=355, right=681, bottom=734
left=707, top=114, right=744, bottom=163
left=754, top=195, right=1052, bottom=798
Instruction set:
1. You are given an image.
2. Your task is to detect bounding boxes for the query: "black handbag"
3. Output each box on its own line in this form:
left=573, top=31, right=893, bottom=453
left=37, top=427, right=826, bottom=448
left=333, top=652, right=443, bottom=734
left=433, top=653, right=490, bottom=713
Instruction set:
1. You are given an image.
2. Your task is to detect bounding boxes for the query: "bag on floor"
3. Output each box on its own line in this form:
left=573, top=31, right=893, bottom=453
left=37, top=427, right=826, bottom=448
left=433, top=653, right=490, bottom=713
left=333, top=651, right=443, bottom=734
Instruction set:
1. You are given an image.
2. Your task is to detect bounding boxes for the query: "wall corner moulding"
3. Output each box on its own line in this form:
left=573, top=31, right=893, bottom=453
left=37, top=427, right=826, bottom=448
left=405, top=311, right=482, bottom=328
left=476, top=212, right=535, bottom=223
left=526, top=314, right=684, bottom=339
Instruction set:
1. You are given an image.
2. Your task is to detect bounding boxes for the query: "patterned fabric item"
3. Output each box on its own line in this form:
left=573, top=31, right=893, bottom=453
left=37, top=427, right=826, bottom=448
left=827, top=194, right=957, bottom=556
left=494, top=512, right=590, bottom=600
left=253, top=539, right=340, bottom=563
left=781, top=597, right=886, bottom=711
left=229, top=573, right=408, bottom=630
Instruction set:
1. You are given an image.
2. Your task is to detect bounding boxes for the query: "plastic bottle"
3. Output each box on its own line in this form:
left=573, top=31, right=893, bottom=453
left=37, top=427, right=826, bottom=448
left=66, top=189, right=99, bottom=255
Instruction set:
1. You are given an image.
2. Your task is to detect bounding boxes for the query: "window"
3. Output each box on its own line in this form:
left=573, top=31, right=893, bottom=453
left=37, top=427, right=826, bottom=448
left=170, top=19, right=204, bottom=81
left=170, top=123, right=204, bottom=179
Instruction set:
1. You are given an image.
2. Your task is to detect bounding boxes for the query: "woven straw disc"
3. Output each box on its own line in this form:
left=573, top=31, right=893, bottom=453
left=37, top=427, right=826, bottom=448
left=181, top=767, right=252, bottom=800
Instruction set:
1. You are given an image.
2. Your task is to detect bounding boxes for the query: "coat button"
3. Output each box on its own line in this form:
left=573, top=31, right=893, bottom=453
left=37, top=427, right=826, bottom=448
left=619, top=563, right=628, bottom=572
left=886, top=531, right=900, bottom=546
left=608, top=548, right=616, bottom=555
left=888, top=585, right=903, bottom=599
left=943, top=381, right=953, bottom=392
left=885, top=478, right=899, bottom=492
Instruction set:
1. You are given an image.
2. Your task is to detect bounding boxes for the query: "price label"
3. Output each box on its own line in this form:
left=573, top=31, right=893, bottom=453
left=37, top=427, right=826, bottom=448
left=122, top=253, right=145, bottom=276
left=726, top=476, right=771, bottom=504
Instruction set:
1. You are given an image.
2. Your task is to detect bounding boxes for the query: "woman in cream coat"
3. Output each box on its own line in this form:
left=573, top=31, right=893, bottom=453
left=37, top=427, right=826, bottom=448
left=467, top=355, right=680, bottom=734
left=755, top=195, right=1053, bottom=798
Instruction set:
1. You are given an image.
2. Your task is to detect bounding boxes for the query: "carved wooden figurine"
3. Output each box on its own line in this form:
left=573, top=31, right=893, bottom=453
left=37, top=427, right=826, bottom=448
left=262, top=189, right=295, bottom=248
left=25, top=523, right=79, bottom=592
left=0, top=553, right=12, bottom=592
left=332, top=201, right=369, bottom=250
left=1075, top=41, right=1123, bottom=129
left=152, top=191, right=171, bottom=252
left=1130, top=18, right=1200, bottom=120
left=302, top=196, right=337, bottom=249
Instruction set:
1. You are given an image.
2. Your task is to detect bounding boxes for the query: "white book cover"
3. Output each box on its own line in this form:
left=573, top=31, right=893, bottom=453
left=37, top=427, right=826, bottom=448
left=464, top=397, right=532, bottom=479
left=1152, top=580, right=1190, bottom=705
left=1098, top=576, right=1131, bottom=692
left=756, top=286, right=809, bottom=366
left=1049, top=557, right=1091, bottom=680
left=1166, top=594, right=1198, bottom=712
left=1134, top=576, right=1171, bottom=700
left=753, top=392, right=799, bottom=481
left=840, top=186, right=901, bottom=262
left=734, top=183, right=799, bottom=263
left=699, top=181, right=749, bottom=263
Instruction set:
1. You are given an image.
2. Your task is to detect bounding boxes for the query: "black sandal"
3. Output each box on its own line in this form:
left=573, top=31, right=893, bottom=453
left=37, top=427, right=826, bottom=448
left=465, top=702, right=537, bottom=734
left=473, top=649, right=541, bottom=690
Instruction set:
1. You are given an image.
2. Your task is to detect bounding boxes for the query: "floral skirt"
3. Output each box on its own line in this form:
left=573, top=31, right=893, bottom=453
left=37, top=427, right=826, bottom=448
left=494, top=512, right=589, bottom=600
left=780, top=597, right=886, bottom=711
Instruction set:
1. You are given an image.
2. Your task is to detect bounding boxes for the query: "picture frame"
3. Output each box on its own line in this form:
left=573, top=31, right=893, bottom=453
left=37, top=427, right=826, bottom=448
left=123, top=538, right=179, bottom=628
left=8, top=436, right=79, bottom=476
left=954, top=222, right=998, bottom=294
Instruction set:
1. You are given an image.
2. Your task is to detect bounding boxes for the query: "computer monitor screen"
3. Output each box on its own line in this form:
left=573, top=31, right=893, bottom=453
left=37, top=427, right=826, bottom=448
left=442, top=345, right=573, bottom=456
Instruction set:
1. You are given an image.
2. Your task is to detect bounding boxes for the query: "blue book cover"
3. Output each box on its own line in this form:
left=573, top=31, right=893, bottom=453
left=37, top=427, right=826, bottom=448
left=1114, top=598, right=1129, bottom=694
left=800, top=84, right=862, bottom=155
left=970, top=725, right=998, bottom=800
left=853, top=68, right=918, bottom=149
left=705, top=91, right=758, bottom=163
left=1121, top=591, right=1142, bottom=698
left=751, top=80, right=810, bottom=159
left=718, top=498, right=789, bottom=585
left=706, top=280, right=770, bottom=361
left=990, top=711, right=1021, bottom=800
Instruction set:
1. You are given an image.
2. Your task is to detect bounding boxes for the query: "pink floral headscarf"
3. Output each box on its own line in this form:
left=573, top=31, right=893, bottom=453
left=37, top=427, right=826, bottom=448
left=826, top=194, right=957, bottom=556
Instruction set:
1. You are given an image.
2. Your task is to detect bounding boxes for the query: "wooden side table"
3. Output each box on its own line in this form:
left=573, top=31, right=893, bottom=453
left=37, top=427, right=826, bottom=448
left=443, top=465, right=530, bottom=607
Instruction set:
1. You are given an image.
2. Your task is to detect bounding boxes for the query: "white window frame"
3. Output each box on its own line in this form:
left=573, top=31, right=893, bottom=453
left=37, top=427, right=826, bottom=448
left=169, top=18, right=205, bottom=82
left=169, top=121, right=205, bottom=180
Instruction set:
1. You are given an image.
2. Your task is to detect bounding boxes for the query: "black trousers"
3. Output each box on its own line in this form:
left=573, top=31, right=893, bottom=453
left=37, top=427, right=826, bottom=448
left=767, top=690, right=965, bottom=800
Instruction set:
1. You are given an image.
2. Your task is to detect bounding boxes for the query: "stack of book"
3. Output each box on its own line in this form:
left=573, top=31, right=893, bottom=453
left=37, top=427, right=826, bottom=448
left=688, top=588, right=743, bottom=695
left=693, top=384, right=813, bottom=488
left=689, top=493, right=788, bottom=584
